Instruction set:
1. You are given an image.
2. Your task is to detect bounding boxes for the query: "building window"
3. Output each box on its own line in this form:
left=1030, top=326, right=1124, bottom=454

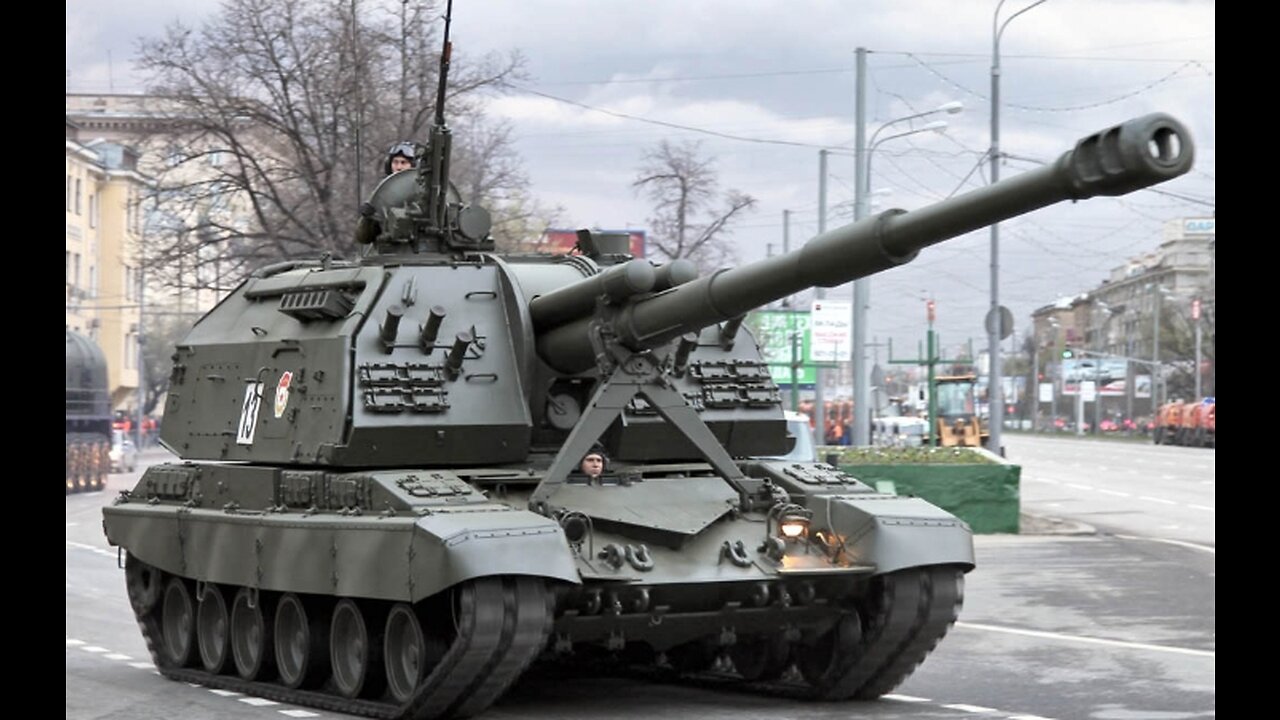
left=89, top=193, right=97, bottom=228
left=74, top=253, right=81, bottom=289
left=66, top=175, right=72, bottom=213
left=89, top=266, right=97, bottom=299
left=75, top=178, right=82, bottom=215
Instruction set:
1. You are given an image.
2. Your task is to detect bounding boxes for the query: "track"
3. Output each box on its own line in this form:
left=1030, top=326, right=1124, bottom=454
left=126, top=557, right=554, bottom=720
left=124, top=561, right=960, bottom=716
left=544, top=565, right=965, bottom=703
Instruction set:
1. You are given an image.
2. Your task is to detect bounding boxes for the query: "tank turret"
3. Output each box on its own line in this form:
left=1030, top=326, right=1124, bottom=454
left=104, top=7, right=1196, bottom=718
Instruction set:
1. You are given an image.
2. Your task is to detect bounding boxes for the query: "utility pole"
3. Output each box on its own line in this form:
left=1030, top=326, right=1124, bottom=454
left=134, top=262, right=146, bottom=448
left=812, top=150, right=828, bottom=447
left=781, top=209, right=792, bottom=308
left=852, top=47, right=870, bottom=446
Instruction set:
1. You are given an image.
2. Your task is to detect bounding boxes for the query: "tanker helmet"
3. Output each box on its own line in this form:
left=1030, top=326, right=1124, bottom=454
left=384, top=141, right=419, bottom=175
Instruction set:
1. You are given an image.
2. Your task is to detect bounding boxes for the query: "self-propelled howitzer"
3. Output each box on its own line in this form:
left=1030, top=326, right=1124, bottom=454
left=104, top=108, right=1193, bottom=720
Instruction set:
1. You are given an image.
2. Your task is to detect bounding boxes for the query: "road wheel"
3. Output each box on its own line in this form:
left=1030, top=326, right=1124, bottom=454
left=384, top=603, right=426, bottom=703
left=125, top=554, right=163, bottom=614
left=160, top=578, right=197, bottom=668
left=231, top=588, right=274, bottom=680
left=330, top=599, right=386, bottom=699
left=197, top=584, right=231, bottom=674
left=274, top=593, right=329, bottom=689
left=797, top=611, right=862, bottom=688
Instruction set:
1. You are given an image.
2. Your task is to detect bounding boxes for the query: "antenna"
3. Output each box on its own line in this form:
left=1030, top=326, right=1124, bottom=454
left=423, top=0, right=454, bottom=231
left=435, top=0, right=453, bottom=128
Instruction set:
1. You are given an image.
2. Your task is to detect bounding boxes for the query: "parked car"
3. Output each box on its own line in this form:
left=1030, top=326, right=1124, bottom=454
left=109, top=430, right=138, bottom=473
left=873, top=416, right=928, bottom=447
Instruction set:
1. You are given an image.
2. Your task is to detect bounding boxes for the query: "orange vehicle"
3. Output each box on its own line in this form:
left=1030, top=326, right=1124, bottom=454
left=933, top=374, right=989, bottom=448
left=1177, top=402, right=1201, bottom=445
left=1182, top=394, right=1213, bottom=445
left=1154, top=398, right=1215, bottom=447
left=1153, top=400, right=1184, bottom=444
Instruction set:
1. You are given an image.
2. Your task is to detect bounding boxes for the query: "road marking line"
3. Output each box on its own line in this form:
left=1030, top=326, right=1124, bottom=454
left=240, top=697, right=280, bottom=707
left=1008, top=715, right=1057, bottom=720
left=1098, top=489, right=1131, bottom=497
left=1115, top=534, right=1215, bottom=554
left=1188, top=504, right=1215, bottom=512
left=884, top=694, right=931, bottom=702
left=957, top=621, right=1214, bottom=657
left=1139, top=496, right=1177, bottom=505
left=129, top=662, right=154, bottom=669
left=1065, top=483, right=1094, bottom=490
left=81, top=646, right=109, bottom=653
left=279, top=711, right=321, bottom=718
left=105, top=653, right=132, bottom=660
left=209, top=689, right=242, bottom=697
left=942, top=703, right=998, bottom=712
left=66, top=638, right=85, bottom=646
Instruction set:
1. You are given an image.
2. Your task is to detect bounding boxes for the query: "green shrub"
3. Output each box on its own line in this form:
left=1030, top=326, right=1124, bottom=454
left=820, top=446, right=997, bottom=465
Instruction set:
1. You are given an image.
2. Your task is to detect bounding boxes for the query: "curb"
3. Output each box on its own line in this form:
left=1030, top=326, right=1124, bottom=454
left=1019, top=511, right=1096, bottom=536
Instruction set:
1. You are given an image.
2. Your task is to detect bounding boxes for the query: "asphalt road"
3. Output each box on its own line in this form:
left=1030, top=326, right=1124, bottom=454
left=67, top=439, right=1214, bottom=719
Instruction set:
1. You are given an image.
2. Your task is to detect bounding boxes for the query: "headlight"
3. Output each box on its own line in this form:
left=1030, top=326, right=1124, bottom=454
left=767, top=503, right=813, bottom=544
left=779, top=515, right=809, bottom=538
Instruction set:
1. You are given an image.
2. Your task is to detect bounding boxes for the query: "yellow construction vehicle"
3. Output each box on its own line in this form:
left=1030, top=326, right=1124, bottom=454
left=933, top=374, right=989, bottom=448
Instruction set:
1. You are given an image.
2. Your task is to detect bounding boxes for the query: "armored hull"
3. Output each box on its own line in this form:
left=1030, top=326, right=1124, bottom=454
left=107, top=456, right=970, bottom=717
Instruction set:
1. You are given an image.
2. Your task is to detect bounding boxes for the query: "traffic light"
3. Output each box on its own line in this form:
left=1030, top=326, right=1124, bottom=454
left=1061, top=349, right=1074, bottom=359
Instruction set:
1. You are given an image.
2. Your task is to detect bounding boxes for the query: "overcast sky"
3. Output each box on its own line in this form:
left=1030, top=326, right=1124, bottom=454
left=67, top=0, right=1215, bottom=363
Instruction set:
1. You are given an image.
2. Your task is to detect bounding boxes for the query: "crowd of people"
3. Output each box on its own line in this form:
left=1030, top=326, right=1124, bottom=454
left=113, top=412, right=159, bottom=448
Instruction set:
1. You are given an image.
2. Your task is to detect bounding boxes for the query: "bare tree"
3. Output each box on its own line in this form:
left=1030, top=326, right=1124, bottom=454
left=450, top=116, right=562, bottom=251
left=632, top=140, right=756, bottom=271
left=133, top=0, right=536, bottom=292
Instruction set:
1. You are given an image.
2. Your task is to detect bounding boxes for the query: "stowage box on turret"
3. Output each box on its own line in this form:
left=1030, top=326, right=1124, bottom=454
left=103, top=10, right=1194, bottom=719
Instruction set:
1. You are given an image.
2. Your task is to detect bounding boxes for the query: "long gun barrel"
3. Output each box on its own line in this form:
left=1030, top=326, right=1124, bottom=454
left=537, top=113, right=1193, bottom=373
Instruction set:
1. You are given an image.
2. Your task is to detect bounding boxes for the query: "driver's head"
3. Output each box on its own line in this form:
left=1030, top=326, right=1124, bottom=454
left=580, top=451, right=605, bottom=477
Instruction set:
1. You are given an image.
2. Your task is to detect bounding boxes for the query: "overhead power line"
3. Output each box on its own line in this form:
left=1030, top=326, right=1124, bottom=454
left=507, top=84, right=839, bottom=149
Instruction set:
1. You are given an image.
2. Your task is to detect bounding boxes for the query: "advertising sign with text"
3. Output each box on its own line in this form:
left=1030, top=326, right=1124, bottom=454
left=809, top=299, right=851, bottom=363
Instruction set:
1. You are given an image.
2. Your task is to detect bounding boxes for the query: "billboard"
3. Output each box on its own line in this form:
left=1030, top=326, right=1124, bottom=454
left=537, top=229, right=647, bottom=257
left=809, top=300, right=852, bottom=363
left=747, top=310, right=814, bottom=386
left=1061, top=358, right=1130, bottom=397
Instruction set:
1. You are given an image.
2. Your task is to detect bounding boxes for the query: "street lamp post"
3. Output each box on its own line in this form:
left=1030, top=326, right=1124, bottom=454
left=851, top=119, right=949, bottom=444
left=1092, top=301, right=1118, bottom=435
left=988, top=0, right=1047, bottom=455
left=813, top=149, right=830, bottom=449
left=851, top=46, right=961, bottom=445
left=1148, top=282, right=1173, bottom=410
left=1192, top=297, right=1203, bottom=400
